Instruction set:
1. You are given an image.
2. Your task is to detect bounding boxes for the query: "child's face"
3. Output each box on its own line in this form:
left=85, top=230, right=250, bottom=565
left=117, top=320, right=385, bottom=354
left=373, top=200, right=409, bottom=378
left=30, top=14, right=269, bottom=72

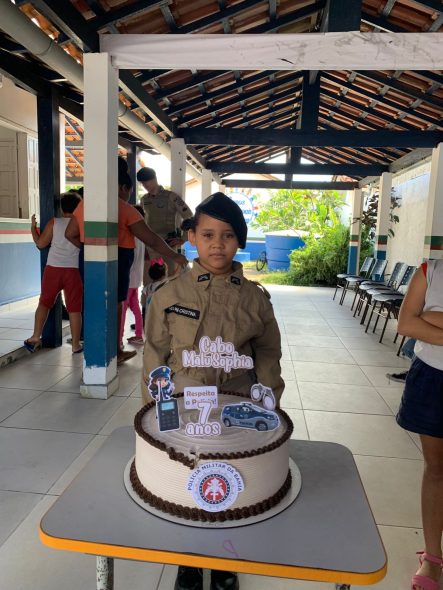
left=188, top=213, right=239, bottom=275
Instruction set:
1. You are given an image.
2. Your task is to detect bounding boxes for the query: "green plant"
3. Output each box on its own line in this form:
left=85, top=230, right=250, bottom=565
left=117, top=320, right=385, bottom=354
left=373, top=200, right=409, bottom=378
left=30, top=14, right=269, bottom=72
left=360, top=188, right=401, bottom=239
left=251, top=189, right=346, bottom=233
left=282, top=225, right=350, bottom=286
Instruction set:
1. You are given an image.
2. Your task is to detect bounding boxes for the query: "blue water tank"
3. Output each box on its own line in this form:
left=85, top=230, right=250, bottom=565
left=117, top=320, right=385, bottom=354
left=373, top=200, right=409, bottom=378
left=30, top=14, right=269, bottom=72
left=265, top=232, right=305, bottom=271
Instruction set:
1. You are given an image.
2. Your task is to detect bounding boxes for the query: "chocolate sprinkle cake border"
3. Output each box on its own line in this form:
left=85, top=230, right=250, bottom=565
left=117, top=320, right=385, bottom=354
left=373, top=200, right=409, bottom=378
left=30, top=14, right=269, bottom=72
left=130, top=459, right=292, bottom=523
left=134, top=391, right=294, bottom=468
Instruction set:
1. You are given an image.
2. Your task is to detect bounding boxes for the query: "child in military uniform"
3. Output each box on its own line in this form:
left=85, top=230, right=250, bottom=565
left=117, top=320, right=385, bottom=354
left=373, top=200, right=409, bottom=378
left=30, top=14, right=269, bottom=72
left=143, top=192, right=284, bottom=590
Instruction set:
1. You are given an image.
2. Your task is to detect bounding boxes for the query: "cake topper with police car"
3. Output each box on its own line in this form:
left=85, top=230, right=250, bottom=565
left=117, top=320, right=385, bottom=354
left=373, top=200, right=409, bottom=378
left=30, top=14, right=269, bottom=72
left=146, top=336, right=279, bottom=435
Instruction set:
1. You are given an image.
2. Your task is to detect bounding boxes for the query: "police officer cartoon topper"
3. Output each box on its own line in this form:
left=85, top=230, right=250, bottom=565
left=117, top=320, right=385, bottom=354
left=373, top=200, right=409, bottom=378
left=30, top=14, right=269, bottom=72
left=148, top=365, right=174, bottom=402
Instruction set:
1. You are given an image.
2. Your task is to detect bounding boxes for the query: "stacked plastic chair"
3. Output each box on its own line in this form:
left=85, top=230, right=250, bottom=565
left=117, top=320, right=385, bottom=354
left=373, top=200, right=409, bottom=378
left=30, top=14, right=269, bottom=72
left=353, top=261, right=406, bottom=324
left=346, top=258, right=388, bottom=312
left=364, top=265, right=417, bottom=343
left=333, top=257, right=375, bottom=305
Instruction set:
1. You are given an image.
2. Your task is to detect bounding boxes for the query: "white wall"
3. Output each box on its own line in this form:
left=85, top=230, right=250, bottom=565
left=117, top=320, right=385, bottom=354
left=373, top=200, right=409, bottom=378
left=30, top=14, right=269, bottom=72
left=0, top=76, right=37, bottom=135
left=387, top=160, right=431, bottom=269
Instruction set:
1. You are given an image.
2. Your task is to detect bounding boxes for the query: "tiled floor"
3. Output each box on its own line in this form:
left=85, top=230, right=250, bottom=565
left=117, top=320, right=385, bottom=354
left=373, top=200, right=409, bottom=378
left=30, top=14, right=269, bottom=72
left=0, top=297, right=70, bottom=365
left=0, top=285, right=436, bottom=589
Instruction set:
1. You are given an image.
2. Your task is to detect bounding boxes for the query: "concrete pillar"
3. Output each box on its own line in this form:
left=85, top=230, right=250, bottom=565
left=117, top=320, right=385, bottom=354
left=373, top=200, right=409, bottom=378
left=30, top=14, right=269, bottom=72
left=37, top=90, right=62, bottom=348
left=82, top=53, right=119, bottom=399
left=375, top=172, right=392, bottom=260
left=59, top=113, right=66, bottom=193
left=424, top=142, right=443, bottom=260
left=170, top=137, right=186, bottom=198
left=201, top=168, right=212, bottom=201
left=347, top=188, right=363, bottom=274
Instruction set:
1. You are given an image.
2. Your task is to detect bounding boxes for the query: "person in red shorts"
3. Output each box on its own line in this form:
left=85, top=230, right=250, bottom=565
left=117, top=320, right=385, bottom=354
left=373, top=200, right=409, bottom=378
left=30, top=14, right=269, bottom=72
left=24, top=192, right=83, bottom=354
left=65, top=172, right=188, bottom=364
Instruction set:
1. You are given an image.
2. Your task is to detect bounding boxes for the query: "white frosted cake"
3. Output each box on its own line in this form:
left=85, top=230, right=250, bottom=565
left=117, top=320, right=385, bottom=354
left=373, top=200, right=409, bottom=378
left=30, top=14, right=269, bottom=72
left=130, top=392, right=294, bottom=523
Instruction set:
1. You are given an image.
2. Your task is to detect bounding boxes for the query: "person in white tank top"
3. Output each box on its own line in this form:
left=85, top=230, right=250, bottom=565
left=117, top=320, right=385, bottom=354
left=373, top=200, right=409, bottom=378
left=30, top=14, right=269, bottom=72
left=396, top=260, right=443, bottom=590
left=24, top=192, right=83, bottom=354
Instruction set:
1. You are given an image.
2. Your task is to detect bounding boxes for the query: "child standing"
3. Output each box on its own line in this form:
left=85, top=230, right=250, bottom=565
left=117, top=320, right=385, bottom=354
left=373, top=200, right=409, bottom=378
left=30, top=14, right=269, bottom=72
left=25, top=192, right=83, bottom=354
left=142, top=192, right=284, bottom=590
left=396, top=260, right=443, bottom=590
left=121, top=205, right=147, bottom=346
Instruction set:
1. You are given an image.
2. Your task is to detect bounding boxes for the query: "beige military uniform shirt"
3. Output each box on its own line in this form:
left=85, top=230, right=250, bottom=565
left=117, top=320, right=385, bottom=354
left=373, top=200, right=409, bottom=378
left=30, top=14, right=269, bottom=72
left=142, top=260, right=284, bottom=405
left=140, top=186, right=193, bottom=240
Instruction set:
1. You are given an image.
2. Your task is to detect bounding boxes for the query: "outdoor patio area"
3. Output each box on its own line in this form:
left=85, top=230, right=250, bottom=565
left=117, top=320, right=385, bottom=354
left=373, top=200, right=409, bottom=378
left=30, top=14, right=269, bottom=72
left=0, top=284, right=425, bottom=590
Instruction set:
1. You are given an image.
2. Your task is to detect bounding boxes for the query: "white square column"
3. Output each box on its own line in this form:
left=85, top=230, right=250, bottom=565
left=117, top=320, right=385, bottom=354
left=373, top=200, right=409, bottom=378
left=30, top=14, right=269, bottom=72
left=81, top=52, right=119, bottom=399
left=347, top=189, right=363, bottom=274
left=375, top=172, right=392, bottom=261
left=201, top=168, right=212, bottom=201
left=424, top=143, right=443, bottom=260
left=170, top=138, right=186, bottom=198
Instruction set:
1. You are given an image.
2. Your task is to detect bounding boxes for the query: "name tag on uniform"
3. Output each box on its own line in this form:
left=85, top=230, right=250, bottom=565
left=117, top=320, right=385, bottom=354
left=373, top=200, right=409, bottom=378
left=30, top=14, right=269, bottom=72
left=166, top=305, right=200, bottom=320
left=197, top=273, right=210, bottom=282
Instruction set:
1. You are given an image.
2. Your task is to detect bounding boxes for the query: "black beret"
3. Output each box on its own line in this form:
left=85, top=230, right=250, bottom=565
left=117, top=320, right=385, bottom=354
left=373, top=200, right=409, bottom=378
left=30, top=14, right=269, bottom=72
left=137, top=167, right=157, bottom=182
left=196, top=192, right=247, bottom=249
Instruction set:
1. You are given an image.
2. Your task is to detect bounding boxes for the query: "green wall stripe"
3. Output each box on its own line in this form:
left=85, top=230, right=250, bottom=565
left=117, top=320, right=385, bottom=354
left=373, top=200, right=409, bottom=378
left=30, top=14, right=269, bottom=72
left=84, top=221, right=118, bottom=239
left=350, top=234, right=360, bottom=241
left=0, top=221, right=31, bottom=230
left=375, top=235, right=388, bottom=245
left=425, top=236, right=443, bottom=246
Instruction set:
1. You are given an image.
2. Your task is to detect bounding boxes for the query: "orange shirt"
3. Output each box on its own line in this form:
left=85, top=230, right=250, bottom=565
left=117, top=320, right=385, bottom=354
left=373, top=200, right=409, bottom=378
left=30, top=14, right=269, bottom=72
left=73, top=199, right=143, bottom=248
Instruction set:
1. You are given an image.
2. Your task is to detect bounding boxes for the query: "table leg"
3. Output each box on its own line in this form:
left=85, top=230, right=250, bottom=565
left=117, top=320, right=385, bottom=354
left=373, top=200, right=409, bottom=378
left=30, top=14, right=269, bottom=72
left=97, top=556, right=114, bottom=590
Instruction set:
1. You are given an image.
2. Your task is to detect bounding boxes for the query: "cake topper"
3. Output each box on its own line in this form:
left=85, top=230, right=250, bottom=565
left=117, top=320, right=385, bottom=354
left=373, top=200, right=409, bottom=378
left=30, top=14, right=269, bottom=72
left=221, top=402, right=280, bottom=432
left=184, top=386, right=221, bottom=437
left=147, top=366, right=179, bottom=432
left=250, top=383, right=276, bottom=410
left=182, top=336, right=253, bottom=373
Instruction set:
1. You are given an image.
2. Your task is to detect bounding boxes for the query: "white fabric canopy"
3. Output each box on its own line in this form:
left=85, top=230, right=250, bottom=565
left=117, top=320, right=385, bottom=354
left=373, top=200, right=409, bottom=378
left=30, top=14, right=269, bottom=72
left=100, top=32, right=443, bottom=71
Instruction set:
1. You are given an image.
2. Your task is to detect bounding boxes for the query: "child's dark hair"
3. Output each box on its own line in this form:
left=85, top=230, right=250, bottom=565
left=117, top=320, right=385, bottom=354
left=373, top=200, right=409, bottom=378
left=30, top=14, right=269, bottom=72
left=60, top=192, right=81, bottom=214
left=118, top=171, right=133, bottom=189
left=148, top=261, right=166, bottom=281
left=181, top=216, right=198, bottom=232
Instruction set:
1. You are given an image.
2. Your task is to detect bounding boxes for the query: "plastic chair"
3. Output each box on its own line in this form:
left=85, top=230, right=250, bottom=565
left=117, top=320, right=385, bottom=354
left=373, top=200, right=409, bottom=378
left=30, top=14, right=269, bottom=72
left=333, top=257, right=375, bottom=305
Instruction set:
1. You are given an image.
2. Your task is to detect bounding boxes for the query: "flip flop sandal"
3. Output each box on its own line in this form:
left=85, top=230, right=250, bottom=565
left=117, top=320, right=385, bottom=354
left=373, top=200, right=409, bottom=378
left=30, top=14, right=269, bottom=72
left=23, top=340, right=41, bottom=353
left=72, top=346, right=84, bottom=354
left=411, top=551, right=443, bottom=590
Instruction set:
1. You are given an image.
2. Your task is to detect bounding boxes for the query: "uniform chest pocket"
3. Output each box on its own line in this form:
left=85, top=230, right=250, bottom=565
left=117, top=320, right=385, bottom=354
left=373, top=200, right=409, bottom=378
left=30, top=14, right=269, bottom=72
left=166, top=304, right=201, bottom=348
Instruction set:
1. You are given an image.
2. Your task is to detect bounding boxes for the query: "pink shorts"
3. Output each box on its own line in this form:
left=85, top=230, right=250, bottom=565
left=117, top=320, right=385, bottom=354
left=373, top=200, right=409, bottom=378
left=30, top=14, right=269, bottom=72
left=40, top=266, right=83, bottom=312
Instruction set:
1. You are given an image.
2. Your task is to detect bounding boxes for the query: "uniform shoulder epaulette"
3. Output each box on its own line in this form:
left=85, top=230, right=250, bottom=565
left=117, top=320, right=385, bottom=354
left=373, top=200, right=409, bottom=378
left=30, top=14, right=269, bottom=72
left=249, top=280, right=271, bottom=299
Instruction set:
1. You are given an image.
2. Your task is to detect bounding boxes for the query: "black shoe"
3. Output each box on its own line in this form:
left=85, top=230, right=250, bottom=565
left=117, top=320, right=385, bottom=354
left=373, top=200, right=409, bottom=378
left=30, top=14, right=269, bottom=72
left=174, top=566, right=203, bottom=590
left=386, top=370, right=408, bottom=383
left=210, top=570, right=239, bottom=590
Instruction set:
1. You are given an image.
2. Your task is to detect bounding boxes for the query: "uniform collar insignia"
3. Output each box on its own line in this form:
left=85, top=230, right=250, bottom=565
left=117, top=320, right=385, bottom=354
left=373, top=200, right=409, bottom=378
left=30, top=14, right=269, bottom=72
left=197, top=273, right=210, bottom=282
left=230, top=275, right=241, bottom=285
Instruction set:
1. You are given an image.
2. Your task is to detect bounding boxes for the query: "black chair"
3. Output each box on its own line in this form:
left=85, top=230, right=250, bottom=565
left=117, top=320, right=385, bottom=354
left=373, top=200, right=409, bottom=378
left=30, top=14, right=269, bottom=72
left=333, top=257, right=375, bottom=305
left=365, top=265, right=416, bottom=343
left=353, top=261, right=406, bottom=324
left=347, top=258, right=388, bottom=311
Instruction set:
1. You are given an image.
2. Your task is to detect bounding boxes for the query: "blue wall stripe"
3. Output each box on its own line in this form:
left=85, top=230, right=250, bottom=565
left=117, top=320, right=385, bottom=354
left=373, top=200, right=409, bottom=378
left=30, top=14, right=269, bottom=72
left=84, top=260, right=118, bottom=368
left=0, top=243, right=40, bottom=305
left=375, top=250, right=387, bottom=260
left=347, top=245, right=359, bottom=275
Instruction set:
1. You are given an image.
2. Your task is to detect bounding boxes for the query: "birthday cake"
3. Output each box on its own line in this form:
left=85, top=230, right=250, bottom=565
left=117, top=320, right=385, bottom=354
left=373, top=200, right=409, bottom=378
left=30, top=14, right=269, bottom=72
left=130, top=392, right=294, bottom=523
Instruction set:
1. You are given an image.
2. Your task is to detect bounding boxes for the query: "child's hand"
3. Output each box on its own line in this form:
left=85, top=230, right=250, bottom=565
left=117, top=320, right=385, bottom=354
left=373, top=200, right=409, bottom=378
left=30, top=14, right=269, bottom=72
left=31, top=214, right=37, bottom=228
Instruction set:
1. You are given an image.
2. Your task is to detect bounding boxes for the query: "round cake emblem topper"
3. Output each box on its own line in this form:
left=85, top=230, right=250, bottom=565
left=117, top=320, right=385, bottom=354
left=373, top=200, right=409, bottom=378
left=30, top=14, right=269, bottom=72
left=187, top=462, right=244, bottom=512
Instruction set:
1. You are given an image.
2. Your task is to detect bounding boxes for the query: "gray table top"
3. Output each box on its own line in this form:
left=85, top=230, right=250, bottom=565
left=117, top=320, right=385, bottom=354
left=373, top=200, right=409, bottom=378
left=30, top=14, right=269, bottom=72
left=40, top=427, right=386, bottom=584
